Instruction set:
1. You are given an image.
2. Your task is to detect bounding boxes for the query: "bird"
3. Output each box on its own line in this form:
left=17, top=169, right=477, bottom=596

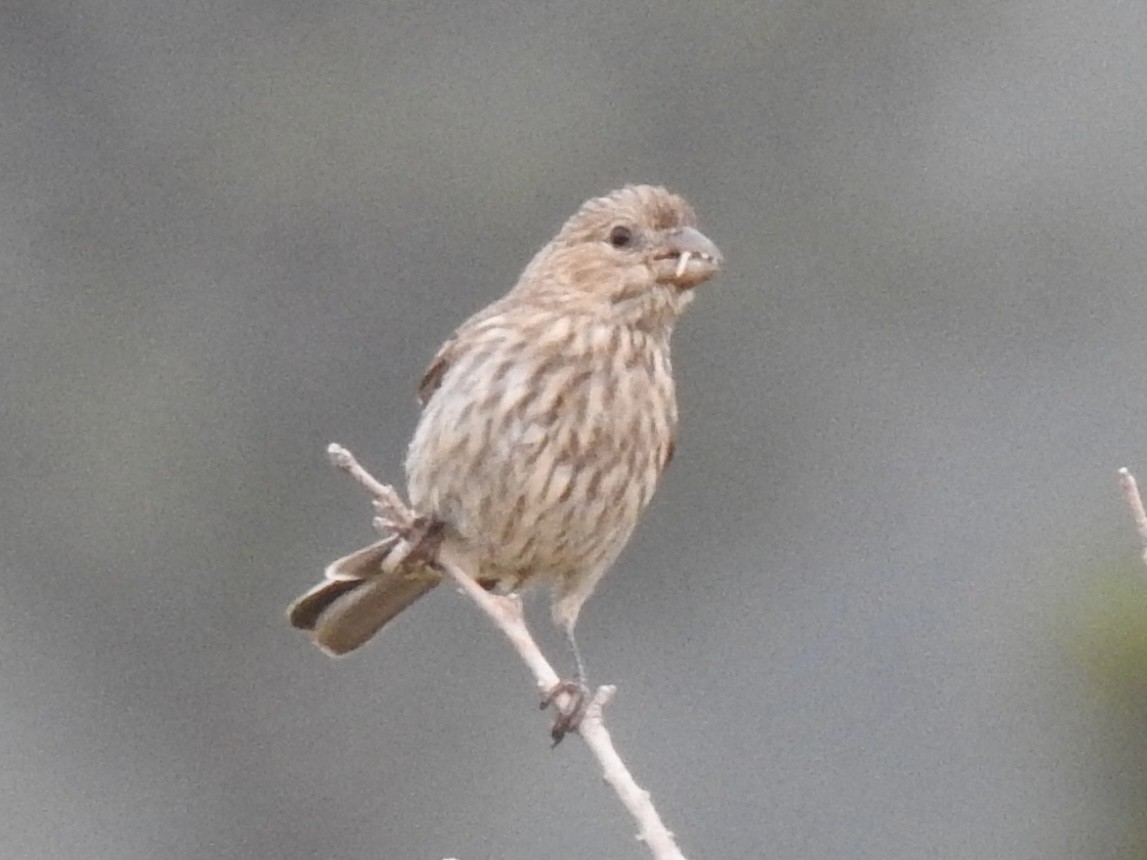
left=288, top=185, right=722, bottom=727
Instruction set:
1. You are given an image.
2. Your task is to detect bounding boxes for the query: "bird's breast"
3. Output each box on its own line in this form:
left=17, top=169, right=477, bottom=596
left=405, top=318, right=676, bottom=584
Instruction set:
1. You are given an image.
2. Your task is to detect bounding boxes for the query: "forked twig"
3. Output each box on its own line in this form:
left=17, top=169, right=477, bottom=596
left=327, top=444, right=412, bottom=529
left=325, top=443, right=689, bottom=860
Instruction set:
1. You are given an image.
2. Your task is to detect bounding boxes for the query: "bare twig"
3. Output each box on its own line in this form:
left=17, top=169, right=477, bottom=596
left=327, top=444, right=690, bottom=860
left=435, top=546, right=570, bottom=707
left=580, top=687, right=687, bottom=860
left=328, top=443, right=413, bottom=529
left=1118, top=467, right=1147, bottom=574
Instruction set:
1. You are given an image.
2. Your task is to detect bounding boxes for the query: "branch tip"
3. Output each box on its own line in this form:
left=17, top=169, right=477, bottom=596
left=1118, top=466, right=1147, bottom=576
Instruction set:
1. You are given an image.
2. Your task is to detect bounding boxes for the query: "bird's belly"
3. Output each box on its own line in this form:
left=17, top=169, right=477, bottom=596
left=406, top=385, right=670, bottom=588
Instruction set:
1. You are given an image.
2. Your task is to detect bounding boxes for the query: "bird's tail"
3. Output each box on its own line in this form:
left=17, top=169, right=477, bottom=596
left=287, top=539, right=442, bottom=656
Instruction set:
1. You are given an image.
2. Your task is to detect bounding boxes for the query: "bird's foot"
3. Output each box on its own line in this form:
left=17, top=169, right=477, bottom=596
left=541, top=679, right=590, bottom=745
left=400, top=517, right=446, bottom=567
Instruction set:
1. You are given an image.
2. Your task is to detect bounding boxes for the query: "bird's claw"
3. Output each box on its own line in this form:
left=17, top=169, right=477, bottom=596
left=403, top=517, right=446, bottom=566
left=541, top=680, right=590, bottom=745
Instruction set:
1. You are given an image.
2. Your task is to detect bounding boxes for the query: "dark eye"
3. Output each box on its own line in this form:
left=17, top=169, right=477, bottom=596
left=608, top=225, right=634, bottom=248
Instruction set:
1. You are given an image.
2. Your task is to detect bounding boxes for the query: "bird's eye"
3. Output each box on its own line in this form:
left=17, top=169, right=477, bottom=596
left=608, top=225, right=634, bottom=248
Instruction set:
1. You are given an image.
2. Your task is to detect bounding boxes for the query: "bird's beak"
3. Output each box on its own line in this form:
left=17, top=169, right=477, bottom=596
left=652, top=226, right=723, bottom=289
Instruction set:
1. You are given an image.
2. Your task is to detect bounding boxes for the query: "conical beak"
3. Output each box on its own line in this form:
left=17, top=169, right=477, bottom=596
left=654, top=226, right=723, bottom=288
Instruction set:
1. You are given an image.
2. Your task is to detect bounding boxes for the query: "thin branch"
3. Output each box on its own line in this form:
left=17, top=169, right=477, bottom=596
left=1118, top=467, right=1147, bottom=574
left=327, top=444, right=690, bottom=860
left=328, top=443, right=412, bottom=529
left=580, top=687, right=687, bottom=860
left=436, top=546, right=568, bottom=705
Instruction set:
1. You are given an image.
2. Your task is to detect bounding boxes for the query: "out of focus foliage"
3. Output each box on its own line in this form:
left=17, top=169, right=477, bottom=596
left=1069, top=560, right=1147, bottom=860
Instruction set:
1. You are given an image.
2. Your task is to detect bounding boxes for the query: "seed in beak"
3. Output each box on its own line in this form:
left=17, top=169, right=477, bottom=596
left=675, top=251, right=692, bottom=280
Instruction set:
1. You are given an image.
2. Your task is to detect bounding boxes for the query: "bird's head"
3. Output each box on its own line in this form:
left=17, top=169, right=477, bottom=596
left=514, top=185, right=723, bottom=319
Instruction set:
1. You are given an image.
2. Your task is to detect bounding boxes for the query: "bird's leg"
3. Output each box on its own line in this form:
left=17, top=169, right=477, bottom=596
left=541, top=623, right=591, bottom=744
left=566, top=623, right=588, bottom=687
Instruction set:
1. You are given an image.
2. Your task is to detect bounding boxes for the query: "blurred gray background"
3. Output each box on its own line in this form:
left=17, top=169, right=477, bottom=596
left=4, top=1, right=1147, bottom=858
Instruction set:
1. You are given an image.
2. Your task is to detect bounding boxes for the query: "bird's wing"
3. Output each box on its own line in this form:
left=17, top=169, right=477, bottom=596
left=416, top=298, right=513, bottom=407
left=416, top=335, right=457, bottom=406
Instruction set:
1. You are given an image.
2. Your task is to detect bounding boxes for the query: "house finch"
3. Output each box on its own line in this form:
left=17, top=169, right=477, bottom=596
left=289, top=185, right=722, bottom=707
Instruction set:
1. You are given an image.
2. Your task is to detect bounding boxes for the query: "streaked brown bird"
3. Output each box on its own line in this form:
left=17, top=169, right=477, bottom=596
left=289, top=185, right=722, bottom=698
